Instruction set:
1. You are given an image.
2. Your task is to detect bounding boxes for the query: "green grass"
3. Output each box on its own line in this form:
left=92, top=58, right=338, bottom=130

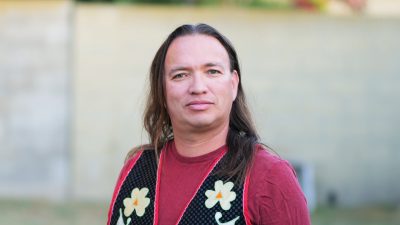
left=0, top=199, right=107, bottom=225
left=1, top=199, right=400, bottom=225
left=312, top=205, right=400, bottom=225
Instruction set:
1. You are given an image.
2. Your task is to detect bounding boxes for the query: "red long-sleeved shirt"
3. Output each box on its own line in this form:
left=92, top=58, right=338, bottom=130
left=110, top=142, right=311, bottom=225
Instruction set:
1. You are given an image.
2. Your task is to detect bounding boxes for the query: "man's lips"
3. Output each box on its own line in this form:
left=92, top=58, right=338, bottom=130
left=186, top=101, right=213, bottom=110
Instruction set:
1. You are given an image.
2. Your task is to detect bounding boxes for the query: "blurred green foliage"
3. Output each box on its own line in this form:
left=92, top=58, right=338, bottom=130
left=310, top=0, right=327, bottom=10
left=76, top=0, right=292, bottom=8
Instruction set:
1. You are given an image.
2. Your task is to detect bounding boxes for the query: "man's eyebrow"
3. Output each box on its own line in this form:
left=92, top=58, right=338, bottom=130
left=204, top=62, right=224, bottom=68
left=167, top=66, right=189, bottom=76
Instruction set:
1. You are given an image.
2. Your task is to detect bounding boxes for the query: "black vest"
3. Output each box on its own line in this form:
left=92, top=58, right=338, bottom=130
left=108, top=150, right=249, bottom=225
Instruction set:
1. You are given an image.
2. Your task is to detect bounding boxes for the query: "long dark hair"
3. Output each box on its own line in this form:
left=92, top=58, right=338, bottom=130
left=135, top=23, right=259, bottom=183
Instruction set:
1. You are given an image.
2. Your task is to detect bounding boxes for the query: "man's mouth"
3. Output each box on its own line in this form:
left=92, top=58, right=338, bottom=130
left=186, top=101, right=213, bottom=110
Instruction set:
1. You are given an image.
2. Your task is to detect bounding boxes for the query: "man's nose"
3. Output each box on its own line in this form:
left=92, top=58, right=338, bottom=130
left=189, top=73, right=207, bottom=94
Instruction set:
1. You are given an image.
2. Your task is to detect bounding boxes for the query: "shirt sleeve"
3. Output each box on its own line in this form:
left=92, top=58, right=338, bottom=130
left=249, top=160, right=311, bottom=225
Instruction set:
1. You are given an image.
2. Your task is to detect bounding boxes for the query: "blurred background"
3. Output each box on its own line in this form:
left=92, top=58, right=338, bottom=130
left=1, top=0, right=400, bottom=224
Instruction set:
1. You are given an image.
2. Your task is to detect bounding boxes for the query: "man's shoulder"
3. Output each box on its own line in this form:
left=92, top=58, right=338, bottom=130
left=124, top=144, right=156, bottom=166
left=253, top=144, right=284, bottom=169
left=251, top=145, right=297, bottom=183
left=118, top=145, right=157, bottom=177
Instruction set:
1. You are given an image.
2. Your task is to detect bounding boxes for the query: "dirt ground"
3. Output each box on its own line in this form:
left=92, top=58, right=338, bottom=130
left=1, top=199, right=400, bottom=225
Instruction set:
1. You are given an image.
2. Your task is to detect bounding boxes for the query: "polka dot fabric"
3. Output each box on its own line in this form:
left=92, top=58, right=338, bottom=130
left=109, top=150, right=157, bottom=225
left=178, top=160, right=245, bottom=225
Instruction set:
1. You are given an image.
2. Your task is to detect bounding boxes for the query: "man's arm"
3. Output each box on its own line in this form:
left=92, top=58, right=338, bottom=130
left=248, top=150, right=311, bottom=225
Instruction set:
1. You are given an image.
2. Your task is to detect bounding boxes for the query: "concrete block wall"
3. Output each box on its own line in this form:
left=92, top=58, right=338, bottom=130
left=0, top=0, right=72, bottom=200
left=239, top=16, right=400, bottom=206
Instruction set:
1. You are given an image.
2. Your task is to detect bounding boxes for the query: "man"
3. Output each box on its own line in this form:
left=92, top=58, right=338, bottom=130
left=107, top=24, right=311, bottom=225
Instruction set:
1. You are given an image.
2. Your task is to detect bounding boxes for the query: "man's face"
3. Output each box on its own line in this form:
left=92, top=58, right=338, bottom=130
left=164, top=34, right=239, bottom=133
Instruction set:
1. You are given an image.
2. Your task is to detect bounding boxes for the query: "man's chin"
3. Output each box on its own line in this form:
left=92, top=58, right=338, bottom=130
left=186, top=120, right=215, bottom=131
left=190, top=121, right=213, bottom=129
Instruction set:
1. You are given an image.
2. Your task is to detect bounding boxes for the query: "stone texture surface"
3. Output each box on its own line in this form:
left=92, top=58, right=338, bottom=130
left=0, top=0, right=72, bottom=200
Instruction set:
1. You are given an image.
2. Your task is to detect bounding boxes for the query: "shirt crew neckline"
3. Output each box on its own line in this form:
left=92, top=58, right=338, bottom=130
left=169, top=140, right=227, bottom=164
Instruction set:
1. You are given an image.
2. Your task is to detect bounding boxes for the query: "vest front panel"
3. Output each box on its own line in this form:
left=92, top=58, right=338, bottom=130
left=109, top=150, right=157, bottom=225
left=109, top=150, right=248, bottom=225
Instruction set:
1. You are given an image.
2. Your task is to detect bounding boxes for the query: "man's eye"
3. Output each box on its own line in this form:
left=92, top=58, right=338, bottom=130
left=172, top=73, right=186, bottom=79
left=208, top=69, right=221, bottom=75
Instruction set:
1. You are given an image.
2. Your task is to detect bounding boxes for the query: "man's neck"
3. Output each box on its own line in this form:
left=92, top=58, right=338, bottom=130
left=173, top=125, right=229, bottom=157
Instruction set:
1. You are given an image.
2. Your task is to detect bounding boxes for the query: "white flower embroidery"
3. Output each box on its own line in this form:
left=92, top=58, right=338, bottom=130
left=123, top=187, right=150, bottom=217
left=215, top=212, right=239, bottom=225
left=117, top=208, right=131, bottom=225
left=205, top=180, right=236, bottom=210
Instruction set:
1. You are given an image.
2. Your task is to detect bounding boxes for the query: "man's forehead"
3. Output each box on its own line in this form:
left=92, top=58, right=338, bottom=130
left=167, top=34, right=227, bottom=55
left=164, top=35, right=230, bottom=70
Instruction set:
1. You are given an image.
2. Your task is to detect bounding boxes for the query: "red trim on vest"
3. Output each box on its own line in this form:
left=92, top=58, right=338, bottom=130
left=153, top=149, right=164, bottom=225
left=107, top=151, right=143, bottom=225
left=243, top=174, right=251, bottom=225
left=175, top=149, right=227, bottom=225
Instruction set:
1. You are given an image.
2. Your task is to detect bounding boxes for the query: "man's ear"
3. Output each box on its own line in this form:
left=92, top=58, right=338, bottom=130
left=231, top=70, right=239, bottom=101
